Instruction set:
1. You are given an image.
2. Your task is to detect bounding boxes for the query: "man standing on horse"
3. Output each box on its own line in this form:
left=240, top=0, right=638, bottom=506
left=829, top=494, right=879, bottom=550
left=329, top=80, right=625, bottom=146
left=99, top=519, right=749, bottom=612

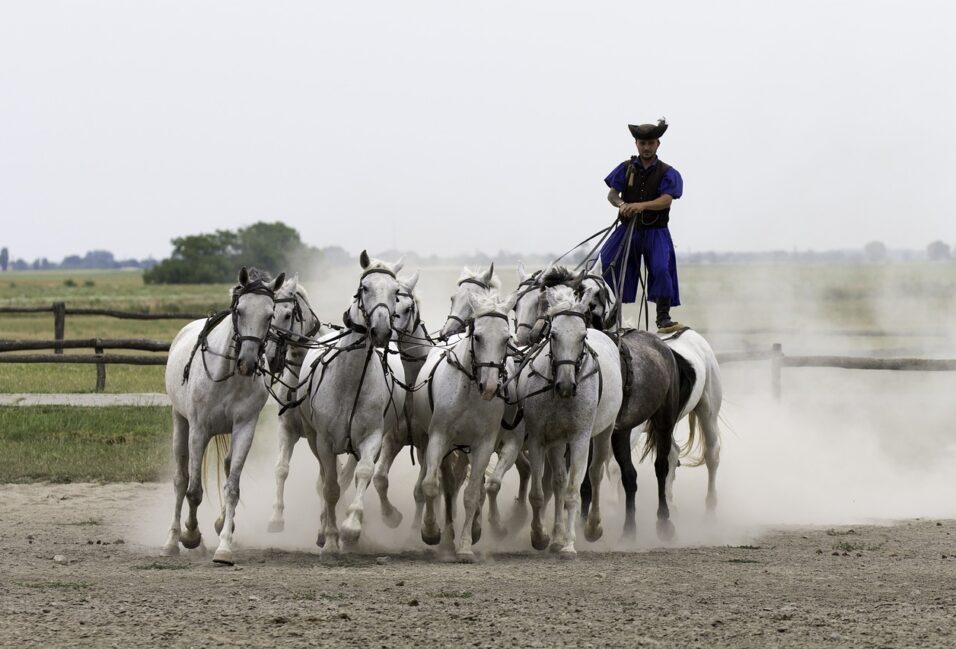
left=599, top=118, right=683, bottom=331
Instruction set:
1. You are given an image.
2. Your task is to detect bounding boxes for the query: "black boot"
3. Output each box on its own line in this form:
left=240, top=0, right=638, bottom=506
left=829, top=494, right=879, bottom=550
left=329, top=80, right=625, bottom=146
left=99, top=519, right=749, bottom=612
left=655, top=298, right=677, bottom=330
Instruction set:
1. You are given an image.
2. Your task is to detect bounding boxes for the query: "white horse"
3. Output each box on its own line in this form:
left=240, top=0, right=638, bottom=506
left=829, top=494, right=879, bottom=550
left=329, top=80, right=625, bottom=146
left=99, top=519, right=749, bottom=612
left=370, top=270, right=435, bottom=529
left=265, top=277, right=325, bottom=534
left=516, top=285, right=623, bottom=557
left=162, top=267, right=285, bottom=564
left=413, top=292, right=516, bottom=560
left=438, top=263, right=498, bottom=340
left=296, top=252, right=405, bottom=553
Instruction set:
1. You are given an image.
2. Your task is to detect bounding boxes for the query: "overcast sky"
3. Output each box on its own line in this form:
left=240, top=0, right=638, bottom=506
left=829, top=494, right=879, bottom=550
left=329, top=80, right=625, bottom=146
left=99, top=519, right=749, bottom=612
left=2, top=1, right=955, bottom=262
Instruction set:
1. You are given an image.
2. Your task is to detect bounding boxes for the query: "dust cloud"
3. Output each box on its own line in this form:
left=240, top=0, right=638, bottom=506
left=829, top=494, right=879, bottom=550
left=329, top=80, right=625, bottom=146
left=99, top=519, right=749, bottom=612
left=130, top=261, right=956, bottom=556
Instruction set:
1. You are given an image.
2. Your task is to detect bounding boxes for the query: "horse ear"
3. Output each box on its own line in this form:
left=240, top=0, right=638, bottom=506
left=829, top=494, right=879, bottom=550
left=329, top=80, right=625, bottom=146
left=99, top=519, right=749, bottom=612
left=393, top=256, right=405, bottom=274
left=503, top=292, right=518, bottom=312
left=482, top=262, right=495, bottom=285
left=404, top=270, right=420, bottom=292
left=577, top=286, right=596, bottom=311
left=360, top=250, right=370, bottom=269
left=272, top=272, right=286, bottom=292
left=587, top=257, right=603, bottom=275
left=517, top=261, right=529, bottom=282
left=570, top=268, right=587, bottom=292
left=238, top=267, right=249, bottom=286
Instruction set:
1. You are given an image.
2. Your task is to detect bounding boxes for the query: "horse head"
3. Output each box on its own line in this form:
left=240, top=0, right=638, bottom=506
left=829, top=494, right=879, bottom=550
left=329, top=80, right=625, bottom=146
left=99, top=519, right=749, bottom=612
left=345, top=250, right=402, bottom=348
left=440, top=263, right=497, bottom=340
left=466, top=291, right=516, bottom=401
left=231, top=267, right=285, bottom=378
left=545, top=284, right=595, bottom=399
left=394, top=270, right=421, bottom=337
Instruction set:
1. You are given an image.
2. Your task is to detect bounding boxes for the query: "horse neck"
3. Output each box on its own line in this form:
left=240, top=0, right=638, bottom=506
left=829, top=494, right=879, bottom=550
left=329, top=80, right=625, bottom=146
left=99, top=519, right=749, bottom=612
left=204, top=313, right=239, bottom=375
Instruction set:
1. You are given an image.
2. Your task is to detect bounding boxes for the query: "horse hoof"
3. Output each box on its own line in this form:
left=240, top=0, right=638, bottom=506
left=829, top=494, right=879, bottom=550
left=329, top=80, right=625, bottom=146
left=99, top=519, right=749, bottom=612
left=160, top=544, right=179, bottom=557
left=548, top=541, right=564, bottom=553
left=267, top=519, right=285, bottom=533
left=340, top=525, right=361, bottom=546
left=489, top=521, right=509, bottom=540
left=584, top=522, right=604, bottom=543
left=531, top=531, right=550, bottom=552
left=421, top=527, right=442, bottom=546
left=657, top=519, right=676, bottom=541
left=212, top=549, right=234, bottom=566
left=180, top=529, right=202, bottom=550
left=456, top=550, right=477, bottom=564
left=558, top=548, right=577, bottom=561
left=382, top=507, right=404, bottom=529
left=316, top=532, right=326, bottom=548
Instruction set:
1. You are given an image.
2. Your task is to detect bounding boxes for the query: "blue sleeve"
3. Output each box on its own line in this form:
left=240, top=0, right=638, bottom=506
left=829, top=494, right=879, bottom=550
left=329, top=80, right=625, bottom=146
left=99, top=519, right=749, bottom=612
left=604, top=162, right=628, bottom=193
left=660, top=167, right=683, bottom=199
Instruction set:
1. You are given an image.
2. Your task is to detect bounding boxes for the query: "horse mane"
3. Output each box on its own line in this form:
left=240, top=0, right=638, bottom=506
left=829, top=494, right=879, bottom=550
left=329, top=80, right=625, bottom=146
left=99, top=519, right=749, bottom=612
left=230, top=267, right=274, bottom=300
left=541, top=265, right=575, bottom=288
left=545, top=285, right=578, bottom=316
left=459, top=266, right=501, bottom=290
left=471, top=291, right=507, bottom=317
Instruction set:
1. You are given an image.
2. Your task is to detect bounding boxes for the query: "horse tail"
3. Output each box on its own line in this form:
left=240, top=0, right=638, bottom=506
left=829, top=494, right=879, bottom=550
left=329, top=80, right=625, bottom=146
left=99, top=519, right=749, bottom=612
left=639, top=422, right=658, bottom=463
left=679, top=412, right=706, bottom=467
left=200, top=434, right=231, bottom=514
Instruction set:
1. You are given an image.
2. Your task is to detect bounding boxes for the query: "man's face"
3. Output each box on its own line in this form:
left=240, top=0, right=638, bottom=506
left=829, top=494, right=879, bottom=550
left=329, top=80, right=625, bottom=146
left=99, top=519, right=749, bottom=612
left=636, top=138, right=660, bottom=160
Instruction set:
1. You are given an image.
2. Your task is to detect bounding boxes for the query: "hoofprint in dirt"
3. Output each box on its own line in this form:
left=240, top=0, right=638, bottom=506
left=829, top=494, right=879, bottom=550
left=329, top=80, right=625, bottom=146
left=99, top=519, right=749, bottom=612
left=2, top=483, right=955, bottom=648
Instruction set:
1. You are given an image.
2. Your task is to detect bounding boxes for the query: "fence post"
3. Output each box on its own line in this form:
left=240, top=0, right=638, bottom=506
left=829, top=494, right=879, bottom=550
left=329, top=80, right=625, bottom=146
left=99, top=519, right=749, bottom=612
left=94, top=338, right=106, bottom=392
left=771, top=342, right=783, bottom=400
left=53, top=302, right=66, bottom=354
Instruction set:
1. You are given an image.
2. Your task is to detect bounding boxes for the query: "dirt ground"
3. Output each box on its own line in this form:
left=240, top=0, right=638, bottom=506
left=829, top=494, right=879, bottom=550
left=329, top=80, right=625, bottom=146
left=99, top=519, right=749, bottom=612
left=1, top=483, right=954, bottom=648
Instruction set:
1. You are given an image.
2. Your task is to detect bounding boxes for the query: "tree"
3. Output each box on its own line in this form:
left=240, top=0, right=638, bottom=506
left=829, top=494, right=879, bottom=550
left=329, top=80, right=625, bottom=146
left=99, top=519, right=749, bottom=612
left=863, top=241, right=887, bottom=263
left=927, top=240, right=951, bottom=261
left=0, top=247, right=8, bottom=271
left=143, top=221, right=316, bottom=284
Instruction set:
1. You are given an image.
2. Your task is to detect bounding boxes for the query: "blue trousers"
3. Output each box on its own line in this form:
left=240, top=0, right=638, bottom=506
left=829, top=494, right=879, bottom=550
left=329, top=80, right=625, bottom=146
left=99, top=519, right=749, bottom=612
left=599, top=224, right=680, bottom=305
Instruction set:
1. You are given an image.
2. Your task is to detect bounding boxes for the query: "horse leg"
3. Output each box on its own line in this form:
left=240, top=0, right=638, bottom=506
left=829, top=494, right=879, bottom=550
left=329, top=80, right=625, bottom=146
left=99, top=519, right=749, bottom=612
left=456, top=444, right=492, bottom=561
left=372, top=428, right=404, bottom=528
left=439, top=453, right=466, bottom=555
left=162, top=412, right=189, bottom=556
left=584, top=428, right=612, bottom=543
left=579, top=440, right=594, bottom=519
left=341, top=429, right=384, bottom=546
left=212, top=420, right=256, bottom=565
left=547, top=443, right=569, bottom=553
left=654, top=423, right=676, bottom=541
left=699, top=408, right=722, bottom=515
left=338, top=455, right=357, bottom=493
left=421, top=432, right=449, bottom=546
left=267, top=415, right=299, bottom=533
left=612, top=428, right=638, bottom=540
left=527, top=437, right=550, bottom=551
left=181, top=426, right=210, bottom=551
left=487, top=431, right=523, bottom=538
left=314, top=437, right=341, bottom=555
left=411, top=444, right=427, bottom=530
left=560, top=433, right=592, bottom=558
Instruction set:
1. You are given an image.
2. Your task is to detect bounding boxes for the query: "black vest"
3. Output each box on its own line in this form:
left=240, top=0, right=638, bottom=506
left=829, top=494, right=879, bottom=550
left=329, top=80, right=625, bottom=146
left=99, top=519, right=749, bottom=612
left=621, top=157, right=671, bottom=228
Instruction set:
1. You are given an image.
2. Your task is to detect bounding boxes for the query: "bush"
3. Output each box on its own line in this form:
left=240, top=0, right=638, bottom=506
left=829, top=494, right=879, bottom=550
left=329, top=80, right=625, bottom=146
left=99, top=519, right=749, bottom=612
left=63, top=279, right=77, bottom=288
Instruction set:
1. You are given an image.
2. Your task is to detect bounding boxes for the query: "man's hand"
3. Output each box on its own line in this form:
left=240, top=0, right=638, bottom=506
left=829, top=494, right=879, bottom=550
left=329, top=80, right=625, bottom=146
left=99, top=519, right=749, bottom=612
left=619, top=202, right=645, bottom=219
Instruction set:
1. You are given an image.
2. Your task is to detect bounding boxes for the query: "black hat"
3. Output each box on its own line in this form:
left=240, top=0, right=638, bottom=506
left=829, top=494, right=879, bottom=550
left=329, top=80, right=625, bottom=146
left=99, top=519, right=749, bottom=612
left=628, top=118, right=668, bottom=140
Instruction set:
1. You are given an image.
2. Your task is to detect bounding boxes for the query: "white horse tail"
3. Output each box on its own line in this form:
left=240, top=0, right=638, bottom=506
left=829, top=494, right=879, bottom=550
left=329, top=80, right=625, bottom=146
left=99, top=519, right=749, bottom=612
left=201, top=434, right=232, bottom=513
left=679, top=412, right=706, bottom=467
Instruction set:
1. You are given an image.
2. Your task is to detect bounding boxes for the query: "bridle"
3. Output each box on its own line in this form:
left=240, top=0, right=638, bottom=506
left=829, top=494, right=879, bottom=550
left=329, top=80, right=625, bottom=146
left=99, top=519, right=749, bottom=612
left=428, top=310, right=511, bottom=408
left=343, top=267, right=398, bottom=335
left=513, top=272, right=548, bottom=338
left=442, top=276, right=492, bottom=335
left=182, top=279, right=277, bottom=385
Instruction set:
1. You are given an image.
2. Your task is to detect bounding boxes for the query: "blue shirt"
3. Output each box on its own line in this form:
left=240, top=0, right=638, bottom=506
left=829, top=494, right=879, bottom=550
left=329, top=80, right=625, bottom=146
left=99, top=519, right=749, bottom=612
left=604, top=158, right=683, bottom=199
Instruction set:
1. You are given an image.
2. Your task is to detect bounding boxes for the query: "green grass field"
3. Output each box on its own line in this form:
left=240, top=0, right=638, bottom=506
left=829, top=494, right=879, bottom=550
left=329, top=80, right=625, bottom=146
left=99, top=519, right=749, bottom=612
left=0, top=406, right=171, bottom=482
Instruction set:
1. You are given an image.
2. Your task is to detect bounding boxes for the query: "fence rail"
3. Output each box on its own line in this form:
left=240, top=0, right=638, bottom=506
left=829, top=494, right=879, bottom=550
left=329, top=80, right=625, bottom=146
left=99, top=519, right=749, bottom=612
left=2, top=302, right=955, bottom=396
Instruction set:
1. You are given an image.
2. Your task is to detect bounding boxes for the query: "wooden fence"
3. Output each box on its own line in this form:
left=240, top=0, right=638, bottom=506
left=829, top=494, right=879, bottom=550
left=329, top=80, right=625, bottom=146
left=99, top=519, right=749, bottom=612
left=716, top=343, right=956, bottom=399
left=2, top=302, right=955, bottom=395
